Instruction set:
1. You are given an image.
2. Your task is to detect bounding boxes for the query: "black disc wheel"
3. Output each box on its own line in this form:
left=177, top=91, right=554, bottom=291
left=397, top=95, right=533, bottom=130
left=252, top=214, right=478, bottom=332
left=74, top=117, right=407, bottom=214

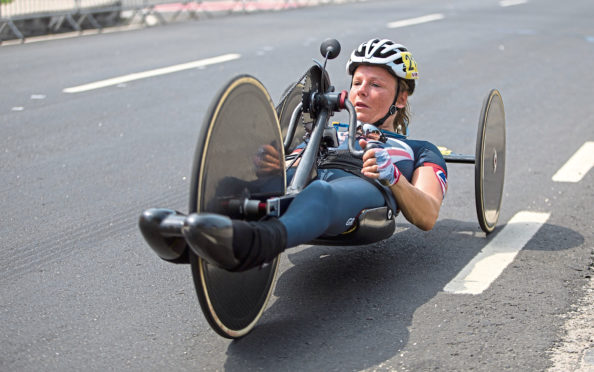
left=188, top=75, right=285, bottom=338
left=475, top=89, right=506, bottom=234
left=276, top=82, right=305, bottom=153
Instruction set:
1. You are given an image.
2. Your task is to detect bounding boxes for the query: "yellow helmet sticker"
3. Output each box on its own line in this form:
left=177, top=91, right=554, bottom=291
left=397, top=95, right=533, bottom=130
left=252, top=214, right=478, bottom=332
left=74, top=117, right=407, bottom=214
left=401, top=52, right=419, bottom=79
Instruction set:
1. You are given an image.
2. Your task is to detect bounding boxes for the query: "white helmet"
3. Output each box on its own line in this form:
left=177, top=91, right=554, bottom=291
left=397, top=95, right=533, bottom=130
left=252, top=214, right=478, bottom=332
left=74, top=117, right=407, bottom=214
left=346, top=38, right=418, bottom=93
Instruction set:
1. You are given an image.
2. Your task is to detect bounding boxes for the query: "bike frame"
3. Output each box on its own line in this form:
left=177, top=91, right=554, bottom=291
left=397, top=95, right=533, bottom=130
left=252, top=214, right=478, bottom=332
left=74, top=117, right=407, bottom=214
left=284, top=90, right=359, bottom=195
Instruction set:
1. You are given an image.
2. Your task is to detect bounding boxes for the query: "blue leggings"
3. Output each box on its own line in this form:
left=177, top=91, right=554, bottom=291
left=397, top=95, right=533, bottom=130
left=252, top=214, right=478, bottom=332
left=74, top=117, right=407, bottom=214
left=280, top=169, right=388, bottom=247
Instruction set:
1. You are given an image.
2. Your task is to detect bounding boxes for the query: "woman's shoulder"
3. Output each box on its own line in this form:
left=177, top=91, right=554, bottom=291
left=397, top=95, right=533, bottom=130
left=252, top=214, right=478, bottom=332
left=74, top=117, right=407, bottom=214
left=405, top=139, right=447, bottom=173
left=386, top=135, right=446, bottom=170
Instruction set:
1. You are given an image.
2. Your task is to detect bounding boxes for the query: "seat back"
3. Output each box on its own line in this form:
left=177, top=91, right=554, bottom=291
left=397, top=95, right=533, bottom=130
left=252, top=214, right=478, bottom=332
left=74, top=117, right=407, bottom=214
left=310, top=206, right=396, bottom=246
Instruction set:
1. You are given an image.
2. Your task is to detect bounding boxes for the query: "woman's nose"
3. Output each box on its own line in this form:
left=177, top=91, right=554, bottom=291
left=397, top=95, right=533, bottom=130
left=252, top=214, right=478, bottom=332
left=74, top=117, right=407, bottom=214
left=355, top=83, right=368, bottom=96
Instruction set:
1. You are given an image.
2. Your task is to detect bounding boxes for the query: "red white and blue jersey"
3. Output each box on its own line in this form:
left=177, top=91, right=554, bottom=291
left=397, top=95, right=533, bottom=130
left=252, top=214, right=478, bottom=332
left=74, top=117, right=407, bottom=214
left=283, top=124, right=448, bottom=236
left=334, top=124, right=448, bottom=198
left=291, top=124, right=448, bottom=200
left=382, top=135, right=448, bottom=198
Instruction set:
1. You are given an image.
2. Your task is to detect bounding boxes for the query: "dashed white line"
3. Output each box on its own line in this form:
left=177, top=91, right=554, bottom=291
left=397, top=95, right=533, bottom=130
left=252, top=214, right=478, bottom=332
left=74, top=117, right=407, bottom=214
left=552, top=141, right=594, bottom=183
left=444, top=211, right=550, bottom=295
left=63, top=53, right=241, bottom=93
left=387, top=13, right=444, bottom=29
left=500, top=0, right=528, bottom=7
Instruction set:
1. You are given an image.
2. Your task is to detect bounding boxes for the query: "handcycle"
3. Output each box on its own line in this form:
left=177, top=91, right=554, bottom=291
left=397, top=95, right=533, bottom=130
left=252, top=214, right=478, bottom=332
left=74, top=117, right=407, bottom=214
left=138, top=39, right=506, bottom=338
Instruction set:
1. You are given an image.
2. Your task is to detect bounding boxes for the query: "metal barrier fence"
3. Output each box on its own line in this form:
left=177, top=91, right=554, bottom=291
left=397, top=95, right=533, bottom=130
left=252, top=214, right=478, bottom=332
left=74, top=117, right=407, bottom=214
left=2, top=0, right=125, bottom=18
left=1, top=0, right=351, bottom=41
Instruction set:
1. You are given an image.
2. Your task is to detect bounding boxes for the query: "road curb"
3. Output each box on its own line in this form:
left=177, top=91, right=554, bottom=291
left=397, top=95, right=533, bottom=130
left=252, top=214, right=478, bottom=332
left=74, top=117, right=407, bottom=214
left=1, top=1, right=355, bottom=44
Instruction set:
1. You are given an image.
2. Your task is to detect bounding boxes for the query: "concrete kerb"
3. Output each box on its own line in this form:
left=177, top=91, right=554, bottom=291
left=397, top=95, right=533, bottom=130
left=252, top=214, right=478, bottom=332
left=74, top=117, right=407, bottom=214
left=1, top=2, right=126, bottom=42
left=0, top=1, right=358, bottom=44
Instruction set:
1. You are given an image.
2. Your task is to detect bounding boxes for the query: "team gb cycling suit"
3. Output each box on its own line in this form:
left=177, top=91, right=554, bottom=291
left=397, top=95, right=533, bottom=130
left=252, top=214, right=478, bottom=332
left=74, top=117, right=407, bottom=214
left=279, top=125, right=448, bottom=248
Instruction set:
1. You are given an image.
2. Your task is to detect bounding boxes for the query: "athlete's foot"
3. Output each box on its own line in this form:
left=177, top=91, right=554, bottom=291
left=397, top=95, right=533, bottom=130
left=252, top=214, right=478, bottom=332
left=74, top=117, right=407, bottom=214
left=182, top=213, right=287, bottom=271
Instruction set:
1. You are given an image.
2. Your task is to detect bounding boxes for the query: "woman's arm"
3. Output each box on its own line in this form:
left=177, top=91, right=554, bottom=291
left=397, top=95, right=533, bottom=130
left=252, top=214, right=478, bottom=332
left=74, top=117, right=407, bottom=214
left=387, top=166, right=443, bottom=230
left=360, top=143, right=444, bottom=230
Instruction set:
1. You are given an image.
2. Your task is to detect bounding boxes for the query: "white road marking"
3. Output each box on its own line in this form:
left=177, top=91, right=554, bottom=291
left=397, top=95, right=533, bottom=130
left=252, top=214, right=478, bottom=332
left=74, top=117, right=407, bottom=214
left=444, top=211, right=550, bottom=295
left=500, top=0, right=528, bottom=7
left=552, top=141, right=594, bottom=183
left=387, top=13, right=444, bottom=29
left=63, top=53, right=241, bottom=93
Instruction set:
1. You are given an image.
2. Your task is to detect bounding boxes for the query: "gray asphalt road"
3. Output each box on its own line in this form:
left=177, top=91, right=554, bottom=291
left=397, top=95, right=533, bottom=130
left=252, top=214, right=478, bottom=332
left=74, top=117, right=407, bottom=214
left=1, top=0, right=593, bottom=370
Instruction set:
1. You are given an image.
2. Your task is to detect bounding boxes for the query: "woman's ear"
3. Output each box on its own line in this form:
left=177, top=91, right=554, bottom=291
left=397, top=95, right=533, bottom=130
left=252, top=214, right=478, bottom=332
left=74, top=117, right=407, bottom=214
left=396, top=90, right=409, bottom=109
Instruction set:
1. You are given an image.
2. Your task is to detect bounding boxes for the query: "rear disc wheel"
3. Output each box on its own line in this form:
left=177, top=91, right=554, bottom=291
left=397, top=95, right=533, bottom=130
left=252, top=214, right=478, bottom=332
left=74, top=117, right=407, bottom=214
left=475, top=89, right=506, bottom=234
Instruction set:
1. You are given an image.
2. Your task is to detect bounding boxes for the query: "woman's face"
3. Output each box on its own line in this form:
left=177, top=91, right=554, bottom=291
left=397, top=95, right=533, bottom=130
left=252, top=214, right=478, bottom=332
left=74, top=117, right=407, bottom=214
left=349, top=65, right=398, bottom=127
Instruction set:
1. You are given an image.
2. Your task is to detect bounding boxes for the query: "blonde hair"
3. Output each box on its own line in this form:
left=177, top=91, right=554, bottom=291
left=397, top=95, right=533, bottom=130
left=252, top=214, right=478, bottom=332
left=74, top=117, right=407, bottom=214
left=393, top=79, right=412, bottom=135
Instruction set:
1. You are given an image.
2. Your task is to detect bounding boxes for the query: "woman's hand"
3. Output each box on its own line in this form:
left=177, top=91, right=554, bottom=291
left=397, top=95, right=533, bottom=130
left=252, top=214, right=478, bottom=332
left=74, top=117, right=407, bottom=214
left=359, top=139, right=400, bottom=186
left=253, top=144, right=282, bottom=176
left=360, top=138, right=379, bottom=178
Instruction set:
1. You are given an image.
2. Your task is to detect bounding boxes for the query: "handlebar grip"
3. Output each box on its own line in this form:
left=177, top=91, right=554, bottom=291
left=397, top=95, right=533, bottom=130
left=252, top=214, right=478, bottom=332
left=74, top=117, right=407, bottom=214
left=339, top=90, right=348, bottom=109
left=364, top=142, right=384, bottom=150
left=345, top=100, right=364, bottom=158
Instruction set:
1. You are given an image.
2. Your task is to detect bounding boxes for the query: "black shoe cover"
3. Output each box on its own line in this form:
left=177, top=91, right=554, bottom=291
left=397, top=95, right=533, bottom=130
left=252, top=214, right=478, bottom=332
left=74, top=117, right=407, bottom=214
left=232, top=218, right=287, bottom=271
left=183, top=213, right=239, bottom=270
left=182, top=213, right=287, bottom=272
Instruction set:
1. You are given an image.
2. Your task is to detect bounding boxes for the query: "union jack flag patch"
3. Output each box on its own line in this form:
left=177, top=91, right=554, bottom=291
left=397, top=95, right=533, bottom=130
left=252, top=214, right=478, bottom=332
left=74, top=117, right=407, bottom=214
left=425, top=163, right=448, bottom=198
left=434, top=167, right=448, bottom=198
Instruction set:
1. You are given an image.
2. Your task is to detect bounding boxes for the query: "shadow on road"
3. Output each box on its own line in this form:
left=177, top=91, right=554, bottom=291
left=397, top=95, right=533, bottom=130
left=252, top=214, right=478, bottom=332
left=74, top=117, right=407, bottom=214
left=218, top=218, right=584, bottom=370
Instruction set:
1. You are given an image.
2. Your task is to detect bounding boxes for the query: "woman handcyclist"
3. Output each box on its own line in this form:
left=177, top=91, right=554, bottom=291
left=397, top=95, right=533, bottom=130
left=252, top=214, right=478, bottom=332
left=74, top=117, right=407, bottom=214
left=182, top=38, right=448, bottom=272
